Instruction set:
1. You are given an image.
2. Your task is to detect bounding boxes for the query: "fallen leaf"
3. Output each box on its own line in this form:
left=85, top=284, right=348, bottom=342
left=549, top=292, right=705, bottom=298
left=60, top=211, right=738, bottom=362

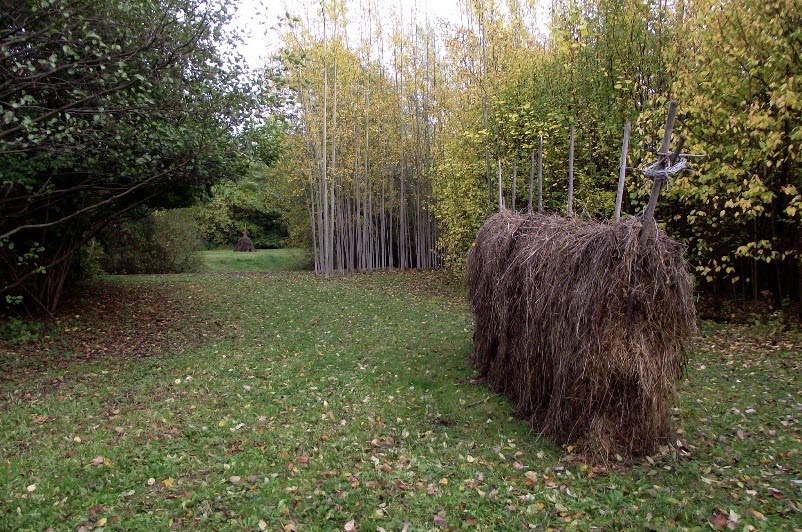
left=434, top=515, right=448, bottom=526
left=709, top=511, right=728, bottom=529
left=344, top=519, right=356, bottom=531
left=26, top=484, right=36, bottom=492
left=162, top=478, right=174, bottom=488
left=96, top=517, right=107, bottom=527
left=90, top=456, right=105, bottom=467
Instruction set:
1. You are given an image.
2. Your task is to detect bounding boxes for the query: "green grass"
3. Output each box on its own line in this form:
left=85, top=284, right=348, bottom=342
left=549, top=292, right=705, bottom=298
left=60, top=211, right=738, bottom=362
left=201, top=248, right=312, bottom=272
left=1, top=268, right=801, bottom=530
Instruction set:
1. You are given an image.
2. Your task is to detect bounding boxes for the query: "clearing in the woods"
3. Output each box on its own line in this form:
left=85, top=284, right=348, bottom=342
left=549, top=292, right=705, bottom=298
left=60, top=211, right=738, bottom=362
left=1, top=250, right=800, bottom=530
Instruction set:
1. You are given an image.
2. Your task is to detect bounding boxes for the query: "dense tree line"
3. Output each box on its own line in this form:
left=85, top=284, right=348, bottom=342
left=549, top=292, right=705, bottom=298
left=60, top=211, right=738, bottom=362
left=4, top=0, right=799, bottom=311
left=0, top=0, right=274, bottom=313
left=278, top=0, right=801, bottom=308
left=280, top=0, right=442, bottom=275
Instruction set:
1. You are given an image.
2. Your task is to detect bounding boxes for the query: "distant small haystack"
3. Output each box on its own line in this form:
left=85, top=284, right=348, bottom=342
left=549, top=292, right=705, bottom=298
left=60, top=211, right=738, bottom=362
left=234, top=229, right=256, bottom=252
left=467, top=211, right=695, bottom=460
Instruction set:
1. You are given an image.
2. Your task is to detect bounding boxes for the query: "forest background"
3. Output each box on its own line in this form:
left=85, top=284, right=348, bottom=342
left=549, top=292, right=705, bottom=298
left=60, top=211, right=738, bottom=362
left=2, top=0, right=800, bottom=314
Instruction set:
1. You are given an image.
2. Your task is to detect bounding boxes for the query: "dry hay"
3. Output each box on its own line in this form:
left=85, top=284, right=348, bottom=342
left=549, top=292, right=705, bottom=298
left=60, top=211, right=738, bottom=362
left=466, top=211, right=696, bottom=460
left=234, top=230, right=256, bottom=252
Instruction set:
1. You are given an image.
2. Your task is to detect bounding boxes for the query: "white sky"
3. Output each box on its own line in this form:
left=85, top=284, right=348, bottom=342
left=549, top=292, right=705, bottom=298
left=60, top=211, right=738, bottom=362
left=228, top=0, right=548, bottom=69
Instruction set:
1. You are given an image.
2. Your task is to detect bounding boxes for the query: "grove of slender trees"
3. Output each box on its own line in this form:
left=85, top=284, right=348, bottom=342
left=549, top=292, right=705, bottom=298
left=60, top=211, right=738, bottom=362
left=279, top=0, right=802, bottom=310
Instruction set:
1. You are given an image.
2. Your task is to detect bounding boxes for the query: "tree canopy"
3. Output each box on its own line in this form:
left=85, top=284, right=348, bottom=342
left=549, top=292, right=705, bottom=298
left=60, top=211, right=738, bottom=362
left=4, top=0, right=800, bottom=311
left=272, top=0, right=802, bottom=308
left=1, top=0, right=276, bottom=312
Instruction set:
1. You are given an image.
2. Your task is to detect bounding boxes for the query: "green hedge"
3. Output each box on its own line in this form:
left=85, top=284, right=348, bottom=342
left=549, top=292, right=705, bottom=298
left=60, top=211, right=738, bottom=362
left=98, top=210, right=202, bottom=274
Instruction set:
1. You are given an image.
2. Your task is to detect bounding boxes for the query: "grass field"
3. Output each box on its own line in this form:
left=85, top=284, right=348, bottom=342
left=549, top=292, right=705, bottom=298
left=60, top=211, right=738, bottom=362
left=201, top=248, right=312, bottom=272
left=1, top=252, right=801, bottom=530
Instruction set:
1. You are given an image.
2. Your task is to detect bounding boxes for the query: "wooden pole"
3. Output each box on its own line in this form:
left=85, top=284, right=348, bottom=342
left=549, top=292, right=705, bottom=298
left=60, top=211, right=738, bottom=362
left=642, top=101, right=678, bottom=229
left=614, top=121, right=631, bottom=222
left=537, top=135, right=543, bottom=213
left=497, top=157, right=504, bottom=211
left=659, top=101, right=678, bottom=157
left=567, top=126, right=575, bottom=216
left=640, top=134, right=686, bottom=237
left=511, top=157, right=517, bottom=211
left=528, top=149, right=535, bottom=212
left=629, top=102, right=680, bottom=320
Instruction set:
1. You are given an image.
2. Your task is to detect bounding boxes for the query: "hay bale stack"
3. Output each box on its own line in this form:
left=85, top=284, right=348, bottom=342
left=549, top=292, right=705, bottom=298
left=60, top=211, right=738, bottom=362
left=466, top=210, right=528, bottom=375
left=467, top=211, right=695, bottom=460
left=234, top=229, right=256, bottom=252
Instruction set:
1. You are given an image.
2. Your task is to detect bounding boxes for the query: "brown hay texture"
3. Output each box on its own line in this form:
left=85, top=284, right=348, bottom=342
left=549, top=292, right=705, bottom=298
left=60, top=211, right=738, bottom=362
left=466, top=211, right=696, bottom=460
left=234, top=230, right=256, bottom=252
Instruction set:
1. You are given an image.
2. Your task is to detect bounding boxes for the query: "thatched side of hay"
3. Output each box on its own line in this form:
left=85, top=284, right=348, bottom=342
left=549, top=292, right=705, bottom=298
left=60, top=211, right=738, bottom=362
left=467, top=211, right=695, bottom=460
left=466, top=210, right=529, bottom=375
left=234, top=230, right=256, bottom=252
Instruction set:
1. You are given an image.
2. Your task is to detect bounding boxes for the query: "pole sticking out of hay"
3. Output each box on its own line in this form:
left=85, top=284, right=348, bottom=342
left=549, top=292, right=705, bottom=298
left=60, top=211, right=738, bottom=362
left=528, top=149, right=535, bottom=212
left=511, top=157, right=518, bottom=211
left=642, top=101, right=678, bottom=229
left=467, top=102, right=697, bottom=461
left=615, top=121, right=631, bottom=222
left=537, top=135, right=544, bottom=213
left=497, top=157, right=504, bottom=211
left=567, top=126, right=575, bottom=216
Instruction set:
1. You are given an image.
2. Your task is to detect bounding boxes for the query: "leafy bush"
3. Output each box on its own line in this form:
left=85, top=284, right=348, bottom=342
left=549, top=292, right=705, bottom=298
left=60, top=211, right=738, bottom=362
left=76, top=239, right=106, bottom=278
left=98, top=210, right=203, bottom=274
left=191, top=160, right=289, bottom=250
left=1, top=0, right=265, bottom=313
left=0, top=318, right=42, bottom=345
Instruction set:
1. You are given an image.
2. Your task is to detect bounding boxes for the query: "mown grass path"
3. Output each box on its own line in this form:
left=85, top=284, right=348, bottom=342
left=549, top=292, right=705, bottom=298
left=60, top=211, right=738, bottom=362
left=1, top=253, right=801, bottom=530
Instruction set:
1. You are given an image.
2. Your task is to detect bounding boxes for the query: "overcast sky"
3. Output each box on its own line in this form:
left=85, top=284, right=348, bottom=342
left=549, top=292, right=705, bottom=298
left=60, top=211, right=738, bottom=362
left=228, top=0, right=548, bottom=69
left=230, top=0, right=467, bottom=67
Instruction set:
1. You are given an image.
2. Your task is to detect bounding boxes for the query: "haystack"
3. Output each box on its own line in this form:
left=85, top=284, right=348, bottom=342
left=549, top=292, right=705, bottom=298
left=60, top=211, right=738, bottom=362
left=234, top=229, right=255, bottom=252
left=466, top=211, right=695, bottom=460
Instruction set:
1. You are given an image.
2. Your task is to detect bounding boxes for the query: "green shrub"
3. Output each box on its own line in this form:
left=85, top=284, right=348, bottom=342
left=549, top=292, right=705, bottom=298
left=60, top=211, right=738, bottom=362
left=0, top=318, right=42, bottom=345
left=76, top=239, right=105, bottom=278
left=98, top=209, right=203, bottom=274
left=190, top=161, right=289, bottom=250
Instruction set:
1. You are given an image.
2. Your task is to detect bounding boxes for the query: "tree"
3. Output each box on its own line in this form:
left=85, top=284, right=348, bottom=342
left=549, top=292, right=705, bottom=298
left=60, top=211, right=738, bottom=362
left=666, top=0, right=802, bottom=307
left=280, top=0, right=441, bottom=274
left=1, top=0, right=271, bottom=312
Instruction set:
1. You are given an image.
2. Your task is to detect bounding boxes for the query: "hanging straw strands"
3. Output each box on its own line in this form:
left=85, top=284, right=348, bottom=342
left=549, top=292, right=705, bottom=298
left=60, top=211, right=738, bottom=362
left=466, top=102, right=698, bottom=461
